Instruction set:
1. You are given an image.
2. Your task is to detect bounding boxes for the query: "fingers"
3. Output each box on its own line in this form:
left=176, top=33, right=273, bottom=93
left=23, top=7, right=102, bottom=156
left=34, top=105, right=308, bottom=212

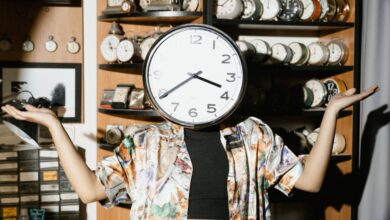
left=1, top=105, right=28, bottom=121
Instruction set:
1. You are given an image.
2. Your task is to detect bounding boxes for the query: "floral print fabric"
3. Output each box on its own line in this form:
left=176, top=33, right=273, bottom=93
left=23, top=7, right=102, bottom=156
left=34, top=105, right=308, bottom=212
left=95, top=117, right=303, bottom=219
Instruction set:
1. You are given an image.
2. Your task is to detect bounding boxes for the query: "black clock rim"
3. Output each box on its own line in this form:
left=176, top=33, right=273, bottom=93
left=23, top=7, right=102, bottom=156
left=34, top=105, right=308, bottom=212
left=142, top=24, right=248, bottom=129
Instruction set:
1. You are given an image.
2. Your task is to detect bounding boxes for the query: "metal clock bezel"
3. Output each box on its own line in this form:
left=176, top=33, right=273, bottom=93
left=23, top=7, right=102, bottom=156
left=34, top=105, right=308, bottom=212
left=143, top=24, right=248, bottom=129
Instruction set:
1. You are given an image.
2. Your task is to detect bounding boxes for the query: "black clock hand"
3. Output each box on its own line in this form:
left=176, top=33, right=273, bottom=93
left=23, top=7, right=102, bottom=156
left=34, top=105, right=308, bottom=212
left=159, top=71, right=203, bottom=99
left=188, top=73, right=222, bottom=88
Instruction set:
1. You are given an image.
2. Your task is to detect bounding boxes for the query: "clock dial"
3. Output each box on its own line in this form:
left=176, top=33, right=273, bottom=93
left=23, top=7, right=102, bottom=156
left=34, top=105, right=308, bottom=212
left=289, top=42, right=310, bottom=65
left=308, top=42, right=330, bottom=65
left=100, top=35, right=121, bottom=62
left=271, top=43, right=293, bottom=63
left=108, top=0, right=124, bottom=7
left=216, top=0, right=244, bottom=19
left=251, top=39, right=271, bottom=62
left=300, top=0, right=321, bottom=21
left=327, top=40, right=348, bottom=65
left=278, top=0, right=303, bottom=21
left=260, top=0, right=282, bottom=20
left=117, top=39, right=135, bottom=62
left=305, top=79, right=327, bottom=107
left=144, top=24, right=247, bottom=128
left=241, top=0, right=263, bottom=20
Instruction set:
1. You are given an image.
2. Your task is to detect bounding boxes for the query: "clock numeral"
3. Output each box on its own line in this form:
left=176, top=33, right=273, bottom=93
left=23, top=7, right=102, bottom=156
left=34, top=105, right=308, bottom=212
left=171, top=102, right=179, bottom=111
left=221, top=54, right=231, bottom=64
left=220, top=91, right=229, bottom=100
left=226, top=73, right=236, bottom=82
left=213, top=40, right=216, bottom=50
left=191, top=35, right=202, bottom=44
left=188, top=108, right=198, bottom=117
left=207, top=104, right=217, bottom=113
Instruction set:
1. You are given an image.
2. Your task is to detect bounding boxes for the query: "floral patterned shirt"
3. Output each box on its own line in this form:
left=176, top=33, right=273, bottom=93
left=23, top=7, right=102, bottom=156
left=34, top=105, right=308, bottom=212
left=95, top=117, right=303, bottom=220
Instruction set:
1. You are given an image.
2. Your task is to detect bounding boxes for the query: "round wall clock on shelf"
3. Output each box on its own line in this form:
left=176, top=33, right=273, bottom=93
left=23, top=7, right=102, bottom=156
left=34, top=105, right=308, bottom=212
left=143, top=24, right=247, bottom=129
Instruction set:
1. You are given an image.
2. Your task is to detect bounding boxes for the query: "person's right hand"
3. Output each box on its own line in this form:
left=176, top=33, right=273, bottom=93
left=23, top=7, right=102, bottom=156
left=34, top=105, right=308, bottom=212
left=1, top=104, right=59, bottom=128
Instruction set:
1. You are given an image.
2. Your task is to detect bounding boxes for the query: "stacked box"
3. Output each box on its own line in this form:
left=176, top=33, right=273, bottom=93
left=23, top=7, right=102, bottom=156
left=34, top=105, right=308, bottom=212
left=0, top=148, right=81, bottom=219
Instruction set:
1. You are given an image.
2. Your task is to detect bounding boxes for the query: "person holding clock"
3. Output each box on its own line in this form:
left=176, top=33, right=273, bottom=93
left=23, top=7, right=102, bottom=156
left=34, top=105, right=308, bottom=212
left=1, top=24, right=379, bottom=220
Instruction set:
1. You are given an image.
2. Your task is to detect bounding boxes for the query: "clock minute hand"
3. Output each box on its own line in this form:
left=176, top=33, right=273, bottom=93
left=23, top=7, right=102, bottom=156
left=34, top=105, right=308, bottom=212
left=189, top=73, right=222, bottom=88
left=159, top=71, right=203, bottom=99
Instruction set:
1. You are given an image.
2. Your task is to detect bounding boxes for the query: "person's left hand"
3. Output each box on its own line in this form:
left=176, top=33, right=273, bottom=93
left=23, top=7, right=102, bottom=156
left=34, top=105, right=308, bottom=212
left=327, top=85, right=379, bottom=113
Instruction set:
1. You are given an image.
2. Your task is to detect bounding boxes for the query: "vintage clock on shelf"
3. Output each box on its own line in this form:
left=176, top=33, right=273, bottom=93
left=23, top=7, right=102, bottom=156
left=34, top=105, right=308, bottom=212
left=143, top=24, right=247, bottom=129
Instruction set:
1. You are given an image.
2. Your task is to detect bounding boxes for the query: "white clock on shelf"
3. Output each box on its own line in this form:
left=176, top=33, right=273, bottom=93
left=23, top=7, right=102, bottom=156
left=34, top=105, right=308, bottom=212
left=305, top=78, right=328, bottom=108
left=216, top=0, right=244, bottom=19
left=260, top=0, right=282, bottom=20
left=143, top=24, right=247, bottom=129
left=100, top=21, right=125, bottom=63
left=307, top=42, right=330, bottom=65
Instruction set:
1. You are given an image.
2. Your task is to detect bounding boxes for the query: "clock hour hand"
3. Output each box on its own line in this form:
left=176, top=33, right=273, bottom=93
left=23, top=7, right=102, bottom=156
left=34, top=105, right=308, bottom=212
left=159, top=71, right=203, bottom=99
left=188, top=73, right=222, bottom=88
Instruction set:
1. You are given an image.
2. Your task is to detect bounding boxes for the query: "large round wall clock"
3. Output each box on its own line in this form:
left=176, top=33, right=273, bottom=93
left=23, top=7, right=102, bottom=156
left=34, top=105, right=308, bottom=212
left=143, top=24, right=247, bottom=129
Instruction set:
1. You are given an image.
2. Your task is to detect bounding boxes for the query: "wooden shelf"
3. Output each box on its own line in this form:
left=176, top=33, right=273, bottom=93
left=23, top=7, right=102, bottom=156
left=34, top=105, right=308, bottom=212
left=213, top=19, right=354, bottom=31
left=239, top=108, right=352, bottom=117
left=98, top=107, right=161, bottom=117
left=98, top=11, right=202, bottom=24
left=247, top=64, right=353, bottom=75
left=98, top=63, right=143, bottom=73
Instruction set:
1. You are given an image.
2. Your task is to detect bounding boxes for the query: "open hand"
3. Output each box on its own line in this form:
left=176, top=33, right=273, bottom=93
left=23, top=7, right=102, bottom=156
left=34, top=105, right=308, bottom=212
left=327, top=85, right=379, bottom=113
left=1, top=104, right=58, bottom=128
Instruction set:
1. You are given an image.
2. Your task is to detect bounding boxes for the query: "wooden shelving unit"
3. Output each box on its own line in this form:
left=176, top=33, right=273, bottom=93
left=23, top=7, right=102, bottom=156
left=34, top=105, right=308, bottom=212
left=98, top=11, right=202, bottom=23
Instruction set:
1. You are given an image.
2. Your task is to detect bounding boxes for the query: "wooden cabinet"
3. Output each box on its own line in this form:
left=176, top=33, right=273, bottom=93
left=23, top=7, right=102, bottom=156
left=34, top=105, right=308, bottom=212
left=96, top=0, right=361, bottom=219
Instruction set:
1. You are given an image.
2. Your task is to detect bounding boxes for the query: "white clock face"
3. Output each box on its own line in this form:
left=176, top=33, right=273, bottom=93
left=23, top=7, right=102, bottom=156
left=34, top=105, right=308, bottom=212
left=300, top=0, right=315, bottom=20
left=140, top=37, right=158, bottom=60
left=216, top=0, right=244, bottom=19
left=327, top=41, right=347, bottom=64
left=67, top=41, right=80, bottom=54
left=117, top=40, right=135, bottom=62
left=251, top=39, right=271, bottom=62
left=260, top=0, right=281, bottom=20
left=144, top=25, right=246, bottom=128
left=319, top=0, right=329, bottom=19
left=45, top=40, right=57, bottom=53
left=271, top=43, right=291, bottom=63
left=305, top=79, right=327, bottom=107
left=100, top=35, right=121, bottom=62
left=289, top=42, right=309, bottom=65
left=308, top=42, right=329, bottom=65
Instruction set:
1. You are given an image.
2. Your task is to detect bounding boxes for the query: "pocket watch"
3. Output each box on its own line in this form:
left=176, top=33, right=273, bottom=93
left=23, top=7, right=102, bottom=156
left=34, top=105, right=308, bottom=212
left=305, top=78, right=328, bottom=107
left=121, top=0, right=137, bottom=13
left=143, top=24, right=247, bottom=129
left=300, top=0, right=321, bottom=21
left=334, top=0, right=350, bottom=22
left=116, top=37, right=141, bottom=63
left=45, top=35, right=58, bottom=53
left=250, top=39, right=272, bottom=63
left=288, top=42, right=310, bottom=65
left=241, top=0, right=263, bottom=20
left=216, top=0, right=244, bottom=19
left=0, top=34, right=12, bottom=52
left=319, top=0, right=337, bottom=21
left=323, top=77, right=347, bottom=103
left=100, top=21, right=124, bottom=63
left=278, top=0, right=303, bottom=22
left=271, top=43, right=293, bottom=64
left=327, top=39, right=349, bottom=65
left=66, top=37, right=80, bottom=54
left=307, top=42, right=330, bottom=65
left=22, top=35, right=34, bottom=52
left=260, top=0, right=282, bottom=20
left=235, top=40, right=256, bottom=59
left=182, top=0, right=199, bottom=12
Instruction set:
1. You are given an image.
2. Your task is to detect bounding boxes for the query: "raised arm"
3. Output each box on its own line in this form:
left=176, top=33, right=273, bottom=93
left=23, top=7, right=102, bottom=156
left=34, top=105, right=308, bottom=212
left=1, top=104, right=107, bottom=203
left=294, top=85, right=379, bottom=192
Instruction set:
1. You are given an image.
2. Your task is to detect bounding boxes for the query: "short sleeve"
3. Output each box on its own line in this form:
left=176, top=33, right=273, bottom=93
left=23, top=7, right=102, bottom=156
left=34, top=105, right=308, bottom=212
left=95, top=138, right=134, bottom=208
left=261, top=125, right=303, bottom=196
